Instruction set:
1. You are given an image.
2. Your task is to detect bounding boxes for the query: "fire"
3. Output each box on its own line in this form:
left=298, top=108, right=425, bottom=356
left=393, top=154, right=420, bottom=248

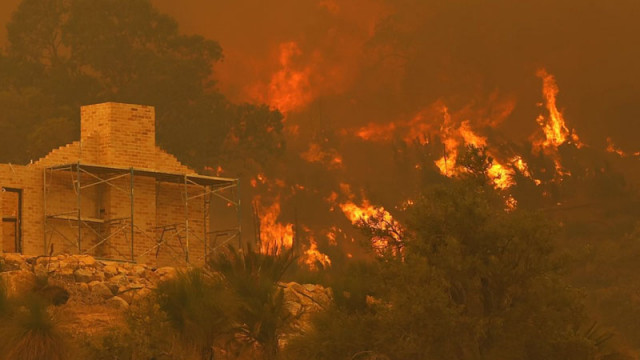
left=487, top=162, right=514, bottom=190
left=247, top=41, right=315, bottom=114
left=301, top=235, right=332, bottom=271
left=338, top=199, right=404, bottom=254
left=434, top=114, right=518, bottom=189
left=300, top=143, right=344, bottom=169
left=255, top=196, right=294, bottom=253
left=606, top=137, right=627, bottom=157
left=535, top=69, right=582, bottom=149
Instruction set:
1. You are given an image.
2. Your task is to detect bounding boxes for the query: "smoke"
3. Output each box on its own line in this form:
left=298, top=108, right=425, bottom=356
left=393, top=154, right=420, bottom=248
left=3, top=0, right=640, bottom=262
left=147, top=0, right=640, bottom=151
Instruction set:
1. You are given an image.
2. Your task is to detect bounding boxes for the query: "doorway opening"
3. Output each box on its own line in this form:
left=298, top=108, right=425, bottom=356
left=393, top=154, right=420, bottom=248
left=2, top=188, right=22, bottom=253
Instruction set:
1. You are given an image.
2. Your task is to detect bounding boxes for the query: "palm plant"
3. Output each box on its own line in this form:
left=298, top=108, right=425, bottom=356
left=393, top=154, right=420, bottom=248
left=208, top=244, right=294, bottom=360
left=156, top=268, right=234, bottom=360
left=0, top=295, right=66, bottom=360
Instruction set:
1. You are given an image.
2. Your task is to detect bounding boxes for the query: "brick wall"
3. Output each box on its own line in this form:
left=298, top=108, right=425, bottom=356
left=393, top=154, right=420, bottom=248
left=80, top=103, right=156, bottom=169
left=1, top=103, right=217, bottom=267
left=0, top=165, right=44, bottom=255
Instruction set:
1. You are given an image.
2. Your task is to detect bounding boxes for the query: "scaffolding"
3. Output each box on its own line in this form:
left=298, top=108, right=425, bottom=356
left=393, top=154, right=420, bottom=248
left=43, top=162, right=241, bottom=264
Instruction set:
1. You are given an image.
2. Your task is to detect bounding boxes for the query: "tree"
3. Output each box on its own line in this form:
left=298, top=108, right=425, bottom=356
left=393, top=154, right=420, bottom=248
left=156, top=269, right=234, bottom=360
left=287, top=159, right=612, bottom=359
left=208, top=245, right=294, bottom=360
left=1, top=0, right=284, bottom=172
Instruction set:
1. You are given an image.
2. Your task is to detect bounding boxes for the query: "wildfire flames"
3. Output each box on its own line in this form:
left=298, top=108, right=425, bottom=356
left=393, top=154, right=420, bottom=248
left=535, top=69, right=582, bottom=150
left=247, top=61, right=605, bottom=269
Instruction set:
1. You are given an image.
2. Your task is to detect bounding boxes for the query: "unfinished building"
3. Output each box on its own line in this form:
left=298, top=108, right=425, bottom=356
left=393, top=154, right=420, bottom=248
left=0, top=102, right=240, bottom=266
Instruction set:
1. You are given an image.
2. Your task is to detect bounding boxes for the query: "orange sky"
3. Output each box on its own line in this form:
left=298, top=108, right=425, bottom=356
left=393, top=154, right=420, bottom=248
left=2, top=0, right=640, bottom=150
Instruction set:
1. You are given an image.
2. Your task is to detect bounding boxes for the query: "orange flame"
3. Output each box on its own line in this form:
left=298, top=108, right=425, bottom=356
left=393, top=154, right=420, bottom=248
left=301, top=235, right=332, bottom=271
left=255, top=196, right=294, bottom=253
left=300, top=143, right=344, bottom=169
left=535, top=69, right=582, bottom=149
left=606, top=137, right=627, bottom=157
left=338, top=199, right=404, bottom=254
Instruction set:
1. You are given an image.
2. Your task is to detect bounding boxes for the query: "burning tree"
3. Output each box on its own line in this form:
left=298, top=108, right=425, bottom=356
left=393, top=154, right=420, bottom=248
left=286, top=173, right=619, bottom=360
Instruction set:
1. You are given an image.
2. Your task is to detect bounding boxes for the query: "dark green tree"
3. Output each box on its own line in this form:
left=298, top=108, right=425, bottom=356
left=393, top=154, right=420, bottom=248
left=286, top=149, right=613, bottom=359
left=208, top=245, right=294, bottom=360
left=1, top=0, right=284, bottom=172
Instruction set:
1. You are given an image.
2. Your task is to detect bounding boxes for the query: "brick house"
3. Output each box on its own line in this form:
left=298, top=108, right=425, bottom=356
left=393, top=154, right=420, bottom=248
left=0, top=102, right=239, bottom=266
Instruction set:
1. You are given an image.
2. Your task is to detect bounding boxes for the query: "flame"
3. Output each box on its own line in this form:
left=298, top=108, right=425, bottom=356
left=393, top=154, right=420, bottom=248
left=300, top=143, right=344, bottom=169
left=247, top=41, right=315, bottom=114
left=255, top=196, right=294, bottom=253
left=535, top=69, right=582, bottom=149
left=606, top=137, right=627, bottom=157
left=338, top=199, right=404, bottom=254
left=434, top=114, right=518, bottom=189
left=301, top=235, right=332, bottom=271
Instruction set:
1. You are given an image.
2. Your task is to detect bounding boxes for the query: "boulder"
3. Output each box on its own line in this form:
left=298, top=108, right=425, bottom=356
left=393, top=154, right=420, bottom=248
left=73, top=255, right=97, bottom=267
left=155, top=267, right=177, bottom=281
left=0, top=270, right=36, bottom=297
left=74, top=268, right=93, bottom=283
left=2, top=253, right=27, bottom=271
left=106, top=296, right=129, bottom=310
left=38, top=285, right=70, bottom=306
left=90, top=281, right=114, bottom=299
left=103, top=264, right=118, bottom=277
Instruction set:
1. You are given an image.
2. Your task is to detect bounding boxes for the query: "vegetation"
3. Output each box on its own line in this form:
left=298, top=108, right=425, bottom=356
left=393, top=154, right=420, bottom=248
left=0, top=0, right=284, bottom=173
left=284, top=147, right=623, bottom=360
left=0, top=280, right=66, bottom=360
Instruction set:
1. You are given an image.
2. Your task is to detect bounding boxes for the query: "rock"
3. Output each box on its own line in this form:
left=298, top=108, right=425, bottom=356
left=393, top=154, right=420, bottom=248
left=103, top=264, right=118, bottom=277
left=155, top=267, right=177, bottom=281
left=74, top=268, right=93, bottom=283
left=56, top=267, right=75, bottom=281
left=38, top=285, right=70, bottom=306
left=131, top=265, right=146, bottom=277
left=73, top=255, right=97, bottom=267
left=2, top=253, right=26, bottom=271
left=106, top=296, right=129, bottom=310
left=92, top=271, right=105, bottom=282
left=0, top=270, right=36, bottom=297
left=77, top=282, right=89, bottom=293
left=90, top=281, right=114, bottom=299
left=118, top=284, right=148, bottom=303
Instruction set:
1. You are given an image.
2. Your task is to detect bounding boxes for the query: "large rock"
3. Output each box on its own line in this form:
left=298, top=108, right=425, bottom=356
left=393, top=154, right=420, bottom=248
left=2, top=253, right=27, bottom=271
left=0, top=270, right=36, bottom=297
left=103, top=264, right=119, bottom=277
left=74, top=268, right=93, bottom=283
left=155, top=267, right=177, bottom=281
left=90, top=281, right=114, bottom=299
left=106, top=296, right=129, bottom=310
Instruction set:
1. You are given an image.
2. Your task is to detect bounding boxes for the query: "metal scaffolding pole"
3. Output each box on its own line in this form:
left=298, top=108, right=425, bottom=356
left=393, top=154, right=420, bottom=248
left=76, top=161, right=81, bottom=253
left=130, top=167, right=135, bottom=262
left=43, top=168, right=47, bottom=254
left=184, top=174, right=189, bottom=263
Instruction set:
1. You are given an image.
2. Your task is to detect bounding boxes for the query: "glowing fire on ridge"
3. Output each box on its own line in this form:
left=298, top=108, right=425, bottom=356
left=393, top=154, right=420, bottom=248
left=302, top=234, right=332, bottom=271
left=255, top=196, right=294, bottom=253
left=338, top=198, right=404, bottom=255
left=535, top=69, right=582, bottom=149
left=300, top=143, right=344, bottom=169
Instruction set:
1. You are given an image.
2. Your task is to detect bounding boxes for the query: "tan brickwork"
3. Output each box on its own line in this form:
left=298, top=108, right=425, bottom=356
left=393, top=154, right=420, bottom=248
left=0, top=102, right=225, bottom=266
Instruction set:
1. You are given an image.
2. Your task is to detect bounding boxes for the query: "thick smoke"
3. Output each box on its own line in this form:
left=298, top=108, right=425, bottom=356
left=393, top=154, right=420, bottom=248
left=147, top=0, right=640, bottom=151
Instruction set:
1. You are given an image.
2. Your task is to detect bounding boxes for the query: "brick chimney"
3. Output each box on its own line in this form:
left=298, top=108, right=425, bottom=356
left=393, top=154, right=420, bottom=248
left=80, top=102, right=155, bottom=168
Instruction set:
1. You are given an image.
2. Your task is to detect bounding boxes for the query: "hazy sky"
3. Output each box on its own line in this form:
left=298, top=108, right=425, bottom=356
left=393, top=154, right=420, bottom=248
left=2, top=0, right=639, bottom=151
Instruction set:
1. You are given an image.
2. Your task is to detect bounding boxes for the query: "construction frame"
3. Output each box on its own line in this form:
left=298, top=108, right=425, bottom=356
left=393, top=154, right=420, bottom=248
left=43, top=162, right=241, bottom=264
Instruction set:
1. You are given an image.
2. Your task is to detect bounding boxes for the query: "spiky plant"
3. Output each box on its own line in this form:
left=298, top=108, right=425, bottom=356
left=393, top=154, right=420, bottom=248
left=0, top=295, right=66, bottom=360
left=156, top=268, right=234, bottom=360
left=208, top=244, right=294, bottom=360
